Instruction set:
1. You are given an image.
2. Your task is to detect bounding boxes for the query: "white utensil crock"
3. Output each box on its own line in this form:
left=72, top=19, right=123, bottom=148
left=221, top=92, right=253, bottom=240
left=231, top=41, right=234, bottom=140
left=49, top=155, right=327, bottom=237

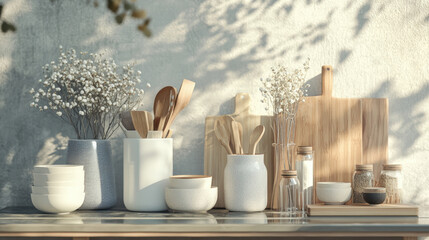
left=123, top=138, right=173, bottom=211
left=224, top=154, right=267, bottom=212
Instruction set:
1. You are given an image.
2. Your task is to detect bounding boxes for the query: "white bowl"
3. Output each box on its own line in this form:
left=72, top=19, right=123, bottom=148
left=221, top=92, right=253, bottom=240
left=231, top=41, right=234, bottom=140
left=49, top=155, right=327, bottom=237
left=33, top=172, right=84, bottom=183
left=316, top=185, right=352, bottom=205
left=165, top=187, right=218, bottom=212
left=31, top=193, right=85, bottom=214
left=33, top=165, right=84, bottom=174
left=169, top=175, right=212, bottom=189
left=32, top=185, right=84, bottom=194
left=33, top=180, right=84, bottom=187
left=317, top=182, right=351, bottom=189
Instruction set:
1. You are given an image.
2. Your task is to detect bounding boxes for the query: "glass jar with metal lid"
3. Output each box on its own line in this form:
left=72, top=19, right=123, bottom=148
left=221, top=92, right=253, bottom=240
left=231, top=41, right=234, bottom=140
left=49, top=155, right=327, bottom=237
left=279, top=170, right=301, bottom=215
left=352, top=164, right=374, bottom=203
left=379, top=164, right=402, bottom=204
left=295, top=146, right=313, bottom=211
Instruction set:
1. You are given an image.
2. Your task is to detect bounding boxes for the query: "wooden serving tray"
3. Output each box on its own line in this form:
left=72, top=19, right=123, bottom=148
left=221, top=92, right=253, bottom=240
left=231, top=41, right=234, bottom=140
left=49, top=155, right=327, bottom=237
left=308, top=204, right=418, bottom=217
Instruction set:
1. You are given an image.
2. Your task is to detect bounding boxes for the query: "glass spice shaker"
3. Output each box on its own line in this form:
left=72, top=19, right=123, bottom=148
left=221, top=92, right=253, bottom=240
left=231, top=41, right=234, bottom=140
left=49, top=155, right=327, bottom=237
left=279, top=170, right=301, bottom=215
left=352, top=164, right=374, bottom=204
left=295, top=146, right=314, bottom=211
left=379, top=164, right=403, bottom=204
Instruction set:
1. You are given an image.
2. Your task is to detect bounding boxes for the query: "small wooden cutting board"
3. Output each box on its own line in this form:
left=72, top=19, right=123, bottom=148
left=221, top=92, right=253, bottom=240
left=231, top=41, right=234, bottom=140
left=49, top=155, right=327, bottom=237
left=204, top=93, right=274, bottom=208
left=308, top=204, right=418, bottom=216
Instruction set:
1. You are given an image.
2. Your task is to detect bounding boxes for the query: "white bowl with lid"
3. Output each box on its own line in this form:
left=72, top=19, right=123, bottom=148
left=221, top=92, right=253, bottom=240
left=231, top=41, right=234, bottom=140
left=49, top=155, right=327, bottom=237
left=165, top=187, right=218, bottom=212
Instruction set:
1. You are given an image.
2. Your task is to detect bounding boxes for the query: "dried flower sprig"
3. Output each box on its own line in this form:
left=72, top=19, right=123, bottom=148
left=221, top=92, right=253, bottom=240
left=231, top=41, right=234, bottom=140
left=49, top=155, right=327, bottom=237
left=260, top=58, right=310, bottom=115
left=30, top=46, right=148, bottom=139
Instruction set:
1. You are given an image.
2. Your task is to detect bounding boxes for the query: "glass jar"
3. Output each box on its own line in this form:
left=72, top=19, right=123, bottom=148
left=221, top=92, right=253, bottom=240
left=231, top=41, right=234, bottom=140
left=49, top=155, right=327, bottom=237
left=279, top=170, right=301, bottom=215
left=352, top=164, right=374, bottom=203
left=379, top=164, right=402, bottom=204
left=295, top=146, right=313, bottom=211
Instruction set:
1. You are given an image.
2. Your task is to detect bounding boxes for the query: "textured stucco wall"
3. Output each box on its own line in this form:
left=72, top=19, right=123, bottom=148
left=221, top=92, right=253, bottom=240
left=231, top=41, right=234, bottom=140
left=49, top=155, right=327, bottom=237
left=0, top=0, right=428, bottom=209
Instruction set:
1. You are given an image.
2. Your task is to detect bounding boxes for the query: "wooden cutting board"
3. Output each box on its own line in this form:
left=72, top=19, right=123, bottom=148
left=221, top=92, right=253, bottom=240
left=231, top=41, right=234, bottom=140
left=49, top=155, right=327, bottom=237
left=294, top=65, right=363, bottom=204
left=308, top=204, right=418, bottom=216
left=204, top=93, right=274, bottom=208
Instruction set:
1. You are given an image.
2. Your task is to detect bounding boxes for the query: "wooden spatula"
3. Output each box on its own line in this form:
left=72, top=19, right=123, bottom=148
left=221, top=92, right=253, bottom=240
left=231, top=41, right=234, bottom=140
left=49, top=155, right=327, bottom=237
left=163, top=79, right=195, bottom=137
left=131, top=111, right=151, bottom=138
left=248, top=125, right=265, bottom=155
left=214, top=120, right=233, bottom=154
left=153, top=86, right=175, bottom=131
left=231, top=121, right=242, bottom=155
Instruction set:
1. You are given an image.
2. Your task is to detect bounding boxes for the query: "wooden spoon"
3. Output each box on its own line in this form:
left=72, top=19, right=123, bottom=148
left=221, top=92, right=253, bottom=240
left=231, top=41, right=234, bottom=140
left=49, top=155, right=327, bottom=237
left=153, top=86, right=175, bottom=131
left=231, top=121, right=242, bottom=155
left=163, top=87, right=178, bottom=133
left=248, top=125, right=265, bottom=155
left=237, top=121, right=244, bottom=154
left=214, top=120, right=233, bottom=154
left=163, top=79, right=195, bottom=137
left=131, top=111, right=151, bottom=138
left=120, top=111, right=134, bottom=130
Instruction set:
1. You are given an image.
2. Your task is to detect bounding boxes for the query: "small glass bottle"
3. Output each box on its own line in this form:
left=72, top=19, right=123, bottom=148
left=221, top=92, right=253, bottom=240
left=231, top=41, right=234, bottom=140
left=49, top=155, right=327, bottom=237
left=295, top=146, right=313, bottom=211
left=379, top=164, right=403, bottom=204
left=279, top=170, right=301, bottom=215
left=352, top=164, right=374, bottom=203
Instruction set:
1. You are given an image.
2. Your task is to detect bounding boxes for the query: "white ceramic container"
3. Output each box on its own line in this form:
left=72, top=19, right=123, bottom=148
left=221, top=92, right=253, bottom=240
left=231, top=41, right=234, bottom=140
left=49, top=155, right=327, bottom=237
left=316, top=182, right=352, bottom=205
left=33, top=172, right=84, bottom=183
left=31, top=193, right=85, bottom=214
left=224, top=154, right=267, bottom=212
left=31, top=185, right=84, bottom=194
left=124, top=138, right=173, bottom=211
left=165, top=187, right=218, bottom=212
left=169, top=175, right=212, bottom=189
left=33, top=165, right=83, bottom=174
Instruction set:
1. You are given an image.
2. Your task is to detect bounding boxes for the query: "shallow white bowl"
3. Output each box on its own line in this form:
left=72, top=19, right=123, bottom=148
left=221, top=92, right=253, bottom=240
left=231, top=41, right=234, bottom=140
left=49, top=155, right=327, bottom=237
left=33, top=180, right=84, bottom=187
left=169, top=175, right=212, bottom=189
left=33, top=172, right=84, bottom=183
left=165, top=187, right=218, bottom=212
left=316, top=186, right=352, bottom=205
left=31, top=193, right=85, bottom=214
left=317, top=182, right=351, bottom=189
left=32, top=185, right=84, bottom=194
left=33, top=165, right=84, bottom=174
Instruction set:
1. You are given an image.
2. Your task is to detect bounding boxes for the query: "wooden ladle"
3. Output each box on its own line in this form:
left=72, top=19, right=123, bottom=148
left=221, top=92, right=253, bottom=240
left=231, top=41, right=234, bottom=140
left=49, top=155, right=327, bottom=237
left=163, top=79, right=195, bottom=137
left=248, top=125, right=265, bottom=155
left=153, top=86, right=175, bottom=131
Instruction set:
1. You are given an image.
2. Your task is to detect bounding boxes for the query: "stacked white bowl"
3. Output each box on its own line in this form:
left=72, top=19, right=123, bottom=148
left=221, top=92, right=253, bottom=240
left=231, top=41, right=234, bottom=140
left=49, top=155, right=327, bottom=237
left=31, top=165, right=85, bottom=214
left=165, top=175, right=217, bottom=212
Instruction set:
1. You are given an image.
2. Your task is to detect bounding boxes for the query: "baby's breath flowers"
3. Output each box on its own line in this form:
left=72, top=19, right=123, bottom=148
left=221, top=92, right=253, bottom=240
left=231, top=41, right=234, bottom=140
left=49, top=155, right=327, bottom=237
left=260, top=58, right=310, bottom=115
left=30, top=46, right=148, bottom=139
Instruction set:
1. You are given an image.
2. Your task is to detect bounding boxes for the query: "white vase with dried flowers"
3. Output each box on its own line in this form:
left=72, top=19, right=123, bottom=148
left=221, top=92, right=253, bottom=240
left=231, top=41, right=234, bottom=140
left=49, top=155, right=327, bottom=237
left=30, top=46, right=147, bottom=209
left=259, top=59, right=310, bottom=210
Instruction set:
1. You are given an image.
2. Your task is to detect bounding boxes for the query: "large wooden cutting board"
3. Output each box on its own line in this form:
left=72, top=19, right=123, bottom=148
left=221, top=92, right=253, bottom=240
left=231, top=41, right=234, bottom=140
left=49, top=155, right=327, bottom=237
left=308, top=204, right=417, bottom=216
left=295, top=66, right=363, bottom=203
left=204, top=93, right=274, bottom=208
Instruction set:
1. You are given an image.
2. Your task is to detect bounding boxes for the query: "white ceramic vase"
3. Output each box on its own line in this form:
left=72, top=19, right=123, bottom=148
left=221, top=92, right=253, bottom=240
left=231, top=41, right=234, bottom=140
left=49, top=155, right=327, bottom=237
left=123, top=138, right=173, bottom=211
left=224, top=154, right=267, bottom=212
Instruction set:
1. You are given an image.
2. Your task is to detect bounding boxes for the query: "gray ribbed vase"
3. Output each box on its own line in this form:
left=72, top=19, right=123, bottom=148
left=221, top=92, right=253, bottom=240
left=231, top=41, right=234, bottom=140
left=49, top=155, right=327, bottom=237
left=66, top=139, right=117, bottom=209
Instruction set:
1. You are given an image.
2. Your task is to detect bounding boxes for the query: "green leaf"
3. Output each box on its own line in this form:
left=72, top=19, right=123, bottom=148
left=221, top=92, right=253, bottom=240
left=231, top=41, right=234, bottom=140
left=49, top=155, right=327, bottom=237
left=123, top=0, right=133, bottom=10
left=137, top=19, right=151, bottom=37
left=115, top=12, right=126, bottom=24
left=131, top=9, right=145, bottom=19
left=1, top=21, right=16, bottom=33
left=107, top=0, right=121, bottom=13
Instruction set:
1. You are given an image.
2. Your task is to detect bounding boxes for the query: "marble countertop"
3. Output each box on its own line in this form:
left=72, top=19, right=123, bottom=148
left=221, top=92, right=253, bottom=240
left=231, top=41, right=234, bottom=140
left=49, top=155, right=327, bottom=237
left=0, top=207, right=428, bottom=237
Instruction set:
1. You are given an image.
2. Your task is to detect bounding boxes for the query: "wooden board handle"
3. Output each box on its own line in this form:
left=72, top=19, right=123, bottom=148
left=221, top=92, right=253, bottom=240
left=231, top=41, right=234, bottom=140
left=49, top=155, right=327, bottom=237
left=322, top=65, right=333, bottom=97
left=233, top=93, right=250, bottom=115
